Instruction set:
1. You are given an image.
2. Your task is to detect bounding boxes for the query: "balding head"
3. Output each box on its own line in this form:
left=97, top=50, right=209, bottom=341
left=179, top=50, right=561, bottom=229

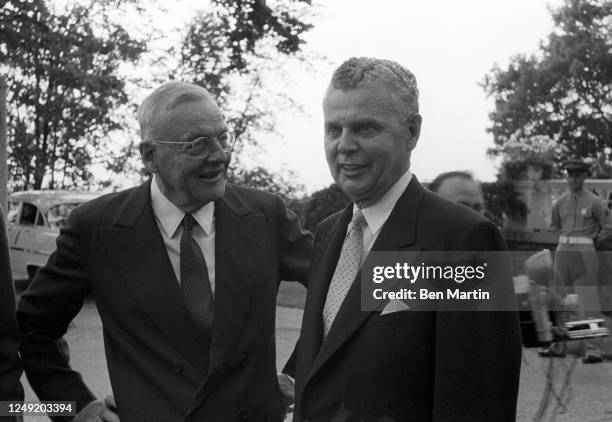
left=138, top=81, right=216, bottom=142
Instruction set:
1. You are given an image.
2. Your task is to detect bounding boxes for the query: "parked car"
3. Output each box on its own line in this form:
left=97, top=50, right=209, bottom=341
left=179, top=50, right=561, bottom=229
left=6, top=190, right=100, bottom=282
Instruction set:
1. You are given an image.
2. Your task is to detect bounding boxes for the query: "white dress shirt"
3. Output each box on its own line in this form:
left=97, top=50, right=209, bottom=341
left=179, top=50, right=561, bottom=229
left=150, top=175, right=216, bottom=294
left=356, top=170, right=412, bottom=261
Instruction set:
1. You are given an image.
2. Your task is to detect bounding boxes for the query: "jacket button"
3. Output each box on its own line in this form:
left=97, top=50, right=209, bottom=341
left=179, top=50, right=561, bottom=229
left=171, top=362, right=183, bottom=373
left=238, top=409, right=249, bottom=420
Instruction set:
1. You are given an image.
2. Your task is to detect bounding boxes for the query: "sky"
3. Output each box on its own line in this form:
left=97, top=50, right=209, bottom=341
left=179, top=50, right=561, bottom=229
left=50, top=0, right=566, bottom=193
left=266, top=0, right=565, bottom=192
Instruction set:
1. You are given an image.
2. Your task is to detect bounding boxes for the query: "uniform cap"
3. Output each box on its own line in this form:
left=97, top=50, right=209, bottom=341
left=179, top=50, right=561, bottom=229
left=562, top=159, right=590, bottom=171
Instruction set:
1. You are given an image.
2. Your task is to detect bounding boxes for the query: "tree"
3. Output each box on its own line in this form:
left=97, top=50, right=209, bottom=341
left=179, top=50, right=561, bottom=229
left=301, top=184, right=349, bottom=231
left=210, top=0, right=313, bottom=71
left=481, top=181, right=527, bottom=229
left=482, top=0, right=612, bottom=171
left=174, top=0, right=315, bottom=197
left=1, top=0, right=315, bottom=194
left=0, top=0, right=145, bottom=190
left=230, top=166, right=305, bottom=199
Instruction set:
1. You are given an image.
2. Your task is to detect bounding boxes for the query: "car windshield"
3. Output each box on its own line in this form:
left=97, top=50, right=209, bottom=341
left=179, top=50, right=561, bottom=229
left=46, top=203, right=80, bottom=229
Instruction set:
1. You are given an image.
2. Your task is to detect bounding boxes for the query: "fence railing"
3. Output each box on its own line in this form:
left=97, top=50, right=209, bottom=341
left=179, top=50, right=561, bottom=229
left=503, top=179, right=612, bottom=245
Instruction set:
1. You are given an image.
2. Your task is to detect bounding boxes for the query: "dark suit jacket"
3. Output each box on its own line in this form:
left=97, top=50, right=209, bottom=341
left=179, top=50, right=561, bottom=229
left=292, top=177, right=522, bottom=422
left=0, top=206, right=24, bottom=417
left=17, top=181, right=312, bottom=422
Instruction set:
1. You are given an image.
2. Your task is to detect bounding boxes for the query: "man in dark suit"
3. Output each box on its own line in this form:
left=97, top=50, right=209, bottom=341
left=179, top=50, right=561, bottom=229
left=290, top=58, right=522, bottom=422
left=0, top=205, right=24, bottom=421
left=17, top=81, right=312, bottom=421
left=428, top=170, right=486, bottom=215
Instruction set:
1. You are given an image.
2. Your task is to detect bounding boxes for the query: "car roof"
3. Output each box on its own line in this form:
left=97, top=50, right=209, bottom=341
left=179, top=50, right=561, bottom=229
left=9, top=190, right=101, bottom=210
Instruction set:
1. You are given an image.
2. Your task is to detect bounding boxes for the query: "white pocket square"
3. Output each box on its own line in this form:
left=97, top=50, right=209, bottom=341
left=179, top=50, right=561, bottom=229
left=380, top=298, right=411, bottom=315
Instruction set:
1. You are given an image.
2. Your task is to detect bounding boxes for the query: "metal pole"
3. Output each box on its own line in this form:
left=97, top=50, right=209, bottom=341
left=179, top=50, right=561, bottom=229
left=0, top=74, right=7, bottom=212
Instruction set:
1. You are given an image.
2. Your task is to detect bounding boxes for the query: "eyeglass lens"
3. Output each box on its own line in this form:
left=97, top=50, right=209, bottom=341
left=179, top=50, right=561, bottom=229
left=189, top=133, right=233, bottom=156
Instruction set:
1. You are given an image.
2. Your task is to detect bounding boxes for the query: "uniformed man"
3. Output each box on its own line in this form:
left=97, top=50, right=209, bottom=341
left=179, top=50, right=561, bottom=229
left=547, top=159, right=608, bottom=363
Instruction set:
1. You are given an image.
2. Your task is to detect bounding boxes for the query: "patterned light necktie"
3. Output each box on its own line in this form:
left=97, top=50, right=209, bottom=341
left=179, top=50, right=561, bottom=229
left=322, top=209, right=367, bottom=336
left=180, top=214, right=215, bottom=335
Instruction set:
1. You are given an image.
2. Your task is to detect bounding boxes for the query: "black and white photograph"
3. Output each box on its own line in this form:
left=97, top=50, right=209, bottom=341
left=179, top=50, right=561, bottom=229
left=1, top=0, right=612, bottom=421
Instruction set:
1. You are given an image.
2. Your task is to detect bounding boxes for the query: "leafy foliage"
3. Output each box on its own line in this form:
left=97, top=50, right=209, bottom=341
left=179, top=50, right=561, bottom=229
left=1, top=0, right=315, bottom=195
left=227, top=166, right=304, bottom=200
left=211, top=0, right=312, bottom=70
left=300, top=184, right=350, bottom=231
left=0, top=0, right=145, bottom=190
left=482, top=181, right=527, bottom=228
left=482, top=0, right=612, bottom=170
left=175, top=0, right=315, bottom=194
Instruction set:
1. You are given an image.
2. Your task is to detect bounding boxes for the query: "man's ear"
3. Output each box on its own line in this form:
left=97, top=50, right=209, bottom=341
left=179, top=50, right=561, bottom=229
left=139, top=142, right=158, bottom=173
left=405, top=114, right=422, bottom=151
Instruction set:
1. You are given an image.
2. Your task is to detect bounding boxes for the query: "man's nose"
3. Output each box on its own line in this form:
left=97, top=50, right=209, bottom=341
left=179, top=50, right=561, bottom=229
left=337, top=130, right=358, bottom=154
left=208, top=142, right=231, bottom=162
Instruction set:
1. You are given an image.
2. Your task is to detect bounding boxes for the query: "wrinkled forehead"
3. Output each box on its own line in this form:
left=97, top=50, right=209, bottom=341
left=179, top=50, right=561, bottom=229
left=140, top=84, right=227, bottom=140
left=322, top=83, right=401, bottom=123
left=157, top=97, right=226, bottom=141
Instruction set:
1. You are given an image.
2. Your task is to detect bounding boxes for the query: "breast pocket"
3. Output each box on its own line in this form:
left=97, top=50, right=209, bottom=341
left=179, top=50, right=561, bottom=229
left=559, top=206, right=573, bottom=222
left=580, top=207, right=593, bottom=218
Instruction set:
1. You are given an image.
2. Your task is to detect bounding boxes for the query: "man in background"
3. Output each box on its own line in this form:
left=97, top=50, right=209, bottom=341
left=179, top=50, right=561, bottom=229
left=429, top=170, right=487, bottom=215
left=0, top=205, right=23, bottom=421
left=18, top=81, right=312, bottom=421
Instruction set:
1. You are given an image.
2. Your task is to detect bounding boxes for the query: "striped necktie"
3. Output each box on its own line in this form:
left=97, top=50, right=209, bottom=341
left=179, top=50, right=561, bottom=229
left=180, top=214, right=215, bottom=335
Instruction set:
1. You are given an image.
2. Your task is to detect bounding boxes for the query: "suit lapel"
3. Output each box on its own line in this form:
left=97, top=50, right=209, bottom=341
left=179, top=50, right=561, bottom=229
left=99, top=180, right=211, bottom=372
left=304, top=177, right=427, bottom=388
left=298, top=206, right=352, bottom=378
left=187, top=185, right=264, bottom=414
left=207, top=186, right=261, bottom=373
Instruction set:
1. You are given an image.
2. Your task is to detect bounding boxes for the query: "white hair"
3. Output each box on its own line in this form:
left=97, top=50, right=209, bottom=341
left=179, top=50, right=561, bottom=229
left=138, top=81, right=212, bottom=141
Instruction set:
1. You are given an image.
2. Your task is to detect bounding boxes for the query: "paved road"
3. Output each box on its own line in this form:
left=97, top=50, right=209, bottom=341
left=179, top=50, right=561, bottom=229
left=19, top=298, right=612, bottom=421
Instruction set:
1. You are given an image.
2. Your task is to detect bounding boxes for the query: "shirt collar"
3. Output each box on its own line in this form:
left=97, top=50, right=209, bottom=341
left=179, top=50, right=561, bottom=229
left=354, top=169, right=412, bottom=235
left=150, top=175, right=215, bottom=238
left=570, top=188, right=586, bottom=199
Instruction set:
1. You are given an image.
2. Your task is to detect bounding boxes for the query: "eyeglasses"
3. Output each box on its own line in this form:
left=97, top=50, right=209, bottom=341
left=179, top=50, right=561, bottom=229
left=149, top=132, right=236, bottom=157
left=566, top=169, right=586, bottom=177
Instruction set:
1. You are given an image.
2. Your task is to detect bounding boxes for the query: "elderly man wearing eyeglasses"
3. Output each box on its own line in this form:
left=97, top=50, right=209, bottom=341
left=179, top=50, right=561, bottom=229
left=17, top=81, right=312, bottom=422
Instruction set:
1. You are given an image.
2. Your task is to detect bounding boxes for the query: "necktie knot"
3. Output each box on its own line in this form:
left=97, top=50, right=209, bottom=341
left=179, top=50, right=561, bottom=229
left=182, top=214, right=196, bottom=234
left=349, top=209, right=366, bottom=233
